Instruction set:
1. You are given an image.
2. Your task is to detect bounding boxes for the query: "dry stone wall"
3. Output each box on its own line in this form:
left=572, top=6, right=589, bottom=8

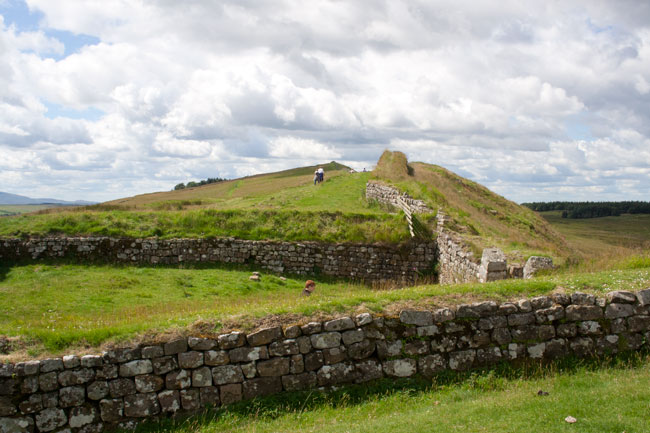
left=0, top=237, right=436, bottom=282
left=435, top=213, right=480, bottom=284
left=365, top=181, right=431, bottom=214
left=2, top=289, right=650, bottom=433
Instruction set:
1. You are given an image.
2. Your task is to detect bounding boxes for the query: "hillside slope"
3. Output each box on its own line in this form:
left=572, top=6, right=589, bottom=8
left=104, top=162, right=361, bottom=211
left=371, top=151, right=569, bottom=262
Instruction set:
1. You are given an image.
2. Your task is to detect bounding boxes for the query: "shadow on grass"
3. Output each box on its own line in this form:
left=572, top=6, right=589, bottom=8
left=0, top=256, right=370, bottom=288
left=131, top=351, right=648, bottom=433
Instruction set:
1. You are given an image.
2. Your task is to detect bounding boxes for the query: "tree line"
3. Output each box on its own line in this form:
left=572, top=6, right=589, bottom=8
left=522, top=201, right=650, bottom=219
left=173, top=177, right=227, bottom=190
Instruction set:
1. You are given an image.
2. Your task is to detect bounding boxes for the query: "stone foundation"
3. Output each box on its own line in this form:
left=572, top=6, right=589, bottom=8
left=2, top=289, right=649, bottom=432
left=0, top=237, right=436, bottom=283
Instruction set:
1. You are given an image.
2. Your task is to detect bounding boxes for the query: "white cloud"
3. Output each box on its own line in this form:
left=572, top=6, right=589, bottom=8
left=0, top=0, right=648, bottom=201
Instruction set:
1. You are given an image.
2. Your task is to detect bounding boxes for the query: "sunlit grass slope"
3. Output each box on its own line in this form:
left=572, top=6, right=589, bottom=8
left=372, top=150, right=569, bottom=262
left=0, top=167, right=415, bottom=242
left=136, top=355, right=650, bottom=433
left=2, top=261, right=649, bottom=356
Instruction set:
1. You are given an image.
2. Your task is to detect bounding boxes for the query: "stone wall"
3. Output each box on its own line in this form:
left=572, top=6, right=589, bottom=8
left=0, top=237, right=436, bottom=283
left=2, top=289, right=650, bottom=433
left=365, top=181, right=431, bottom=214
left=435, top=213, right=480, bottom=284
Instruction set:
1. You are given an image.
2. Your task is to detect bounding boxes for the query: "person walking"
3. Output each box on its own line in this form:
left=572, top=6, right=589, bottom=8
left=317, top=167, right=324, bottom=182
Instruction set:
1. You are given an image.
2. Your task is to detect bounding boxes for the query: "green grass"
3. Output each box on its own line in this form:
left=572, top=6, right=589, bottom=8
left=0, top=204, right=64, bottom=215
left=1, top=261, right=649, bottom=356
left=133, top=354, right=650, bottom=433
left=0, top=209, right=409, bottom=243
left=0, top=173, right=420, bottom=243
left=541, top=211, right=650, bottom=253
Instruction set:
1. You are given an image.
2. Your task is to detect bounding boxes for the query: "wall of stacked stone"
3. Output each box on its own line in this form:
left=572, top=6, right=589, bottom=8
left=365, top=181, right=431, bottom=214
left=3, top=289, right=650, bottom=433
left=0, top=237, right=436, bottom=282
left=435, top=213, right=480, bottom=285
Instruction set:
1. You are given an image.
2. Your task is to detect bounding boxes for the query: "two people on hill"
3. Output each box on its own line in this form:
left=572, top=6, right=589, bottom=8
left=313, top=167, right=324, bottom=185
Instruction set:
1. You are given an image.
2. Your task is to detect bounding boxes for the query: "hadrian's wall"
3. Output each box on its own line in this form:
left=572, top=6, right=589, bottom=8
left=2, top=289, right=650, bottom=433
left=0, top=237, right=436, bottom=283
left=364, top=181, right=480, bottom=285
left=365, top=181, right=431, bottom=213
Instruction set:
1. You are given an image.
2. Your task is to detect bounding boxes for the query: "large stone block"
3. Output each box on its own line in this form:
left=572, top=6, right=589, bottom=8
left=0, top=416, right=34, bottom=433
left=211, top=365, right=244, bottom=385
left=269, top=340, right=299, bottom=357
left=355, top=359, right=383, bottom=383
left=449, top=350, right=476, bottom=370
left=191, top=367, right=213, bottom=388
left=180, top=389, right=200, bottom=411
left=310, top=332, right=342, bottom=349
left=204, top=350, right=229, bottom=366
left=119, top=360, right=153, bottom=377
left=323, top=317, right=355, bottom=332
left=157, top=390, right=180, bottom=413
left=87, top=381, right=109, bottom=401
left=165, top=370, right=191, bottom=390
left=0, top=396, right=17, bottom=416
left=382, top=359, right=417, bottom=377
left=565, top=305, right=603, bottom=321
left=218, top=332, right=246, bottom=349
left=219, top=384, right=242, bottom=405
left=59, top=385, right=86, bottom=407
left=35, top=408, right=67, bottom=432
left=38, top=373, right=58, bottom=392
left=247, top=327, right=282, bottom=346
left=152, top=356, right=178, bottom=375
left=229, top=346, right=268, bottom=363
left=523, top=256, right=553, bottom=279
left=399, top=310, right=433, bottom=326
left=40, top=359, right=64, bottom=373
left=164, top=338, right=188, bottom=355
left=69, top=405, right=98, bottom=428
left=257, top=358, right=290, bottom=377
left=178, top=351, right=204, bottom=369
left=242, top=377, right=282, bottom=400
left=606, top=291, right=636, bottom=304
left=100, top=398, right=124, bottom=423
left=605, top=304, right=635, bottom=319
left=199, top=386, right=220, bottom=407
left=124, top=392, right=160, bottom=417
left=109, top=378, right=136, bottom=397
left=135, top=374, right=164, bottom=393
left=282, top=372, right=318, bottom=391
left=316, top=362, right=358, bottom=386
left=188, top=337, right=218, bottom=351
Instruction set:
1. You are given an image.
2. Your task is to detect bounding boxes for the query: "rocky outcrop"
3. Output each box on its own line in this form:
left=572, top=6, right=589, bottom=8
left=4, top=288, right=649, bottom=432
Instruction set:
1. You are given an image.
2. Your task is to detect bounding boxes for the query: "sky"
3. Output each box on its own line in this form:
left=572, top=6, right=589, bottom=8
left=0, top=0, right=649, bottom=203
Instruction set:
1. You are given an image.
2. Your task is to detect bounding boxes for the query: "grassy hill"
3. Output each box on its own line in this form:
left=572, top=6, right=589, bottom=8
left=0, top=152, right=567, bottom=263
left=371, top=151, right=569, bottom=263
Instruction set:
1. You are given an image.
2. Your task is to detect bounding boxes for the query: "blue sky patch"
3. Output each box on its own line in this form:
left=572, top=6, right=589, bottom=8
left=44, top=101, right=104, bottom=121
left=1, top=0, right=100, bottom=60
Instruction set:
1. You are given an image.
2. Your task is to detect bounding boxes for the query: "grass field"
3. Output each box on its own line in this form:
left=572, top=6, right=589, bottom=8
left=0, top=171, right=423, bottom=243
left=134, top=354, right=650, bottom=433
left=541, top=211, right=650, bottom=254
left=1, top=259, right=649, bottom=358
left=0, top=204, right=64, bottom=216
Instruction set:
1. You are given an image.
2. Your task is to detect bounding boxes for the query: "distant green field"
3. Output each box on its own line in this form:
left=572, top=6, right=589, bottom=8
left=136, top=355, right=650, bottom=433
left=0, top=204, right=62, bottom=215
left=540, top=211, right=650, bottom=255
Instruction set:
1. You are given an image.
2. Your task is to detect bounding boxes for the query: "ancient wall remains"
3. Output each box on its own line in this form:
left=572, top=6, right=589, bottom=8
left=2, top=289, right=649, bottom=433
left=365, top=181, right=431, bottom=214
left=435, top=213, right=480, bottom=284
left=0, top=237, right=436, bottom=283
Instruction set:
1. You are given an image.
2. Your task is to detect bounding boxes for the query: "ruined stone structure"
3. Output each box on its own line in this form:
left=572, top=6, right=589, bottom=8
left=435, top=212, right=481, bottom=284
left=2, top=289, right=649, bottom=433
left=0, top=237, right=436, bottom=283
left=365, top=181, right=431, bottom=214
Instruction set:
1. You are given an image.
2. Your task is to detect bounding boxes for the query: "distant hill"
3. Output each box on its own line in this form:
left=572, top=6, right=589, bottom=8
left=0, top=191, right=95, bottom=206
